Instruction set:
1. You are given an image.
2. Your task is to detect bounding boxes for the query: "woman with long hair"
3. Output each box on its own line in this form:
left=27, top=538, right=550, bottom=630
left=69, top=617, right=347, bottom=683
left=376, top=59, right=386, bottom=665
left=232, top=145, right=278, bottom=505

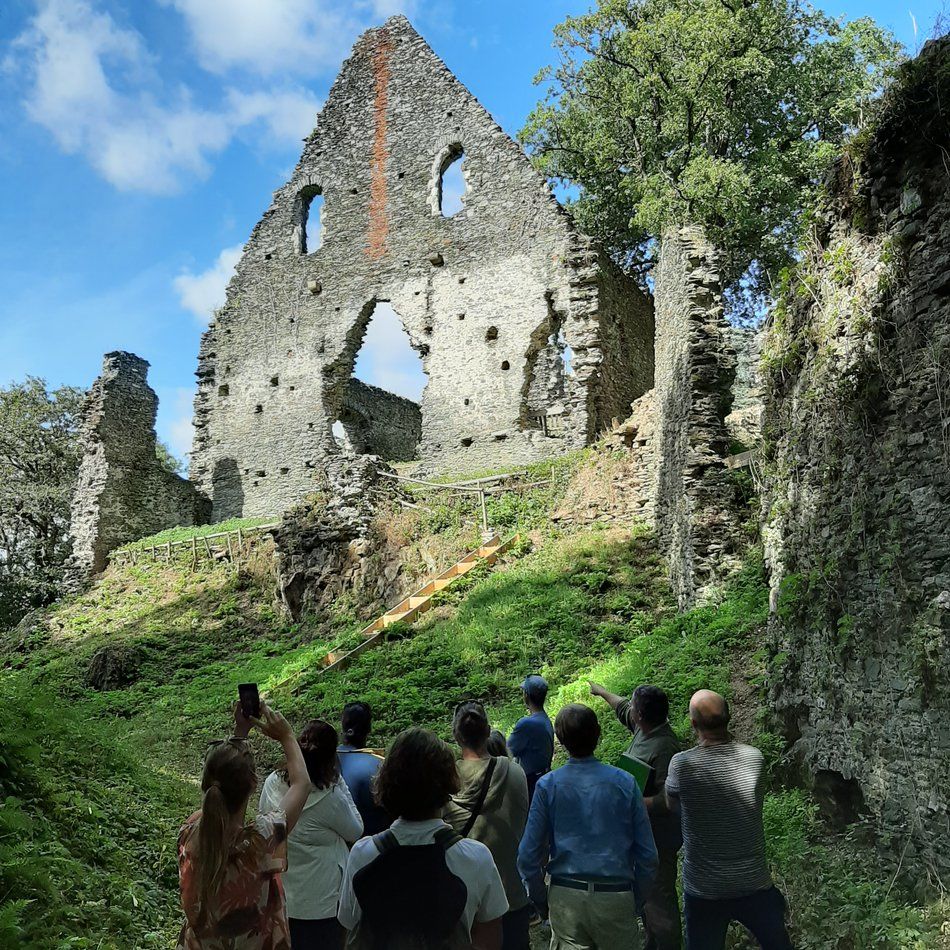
left=259, top=719, right=363, bottom=950
left=177, top=701, right=311, bottom=949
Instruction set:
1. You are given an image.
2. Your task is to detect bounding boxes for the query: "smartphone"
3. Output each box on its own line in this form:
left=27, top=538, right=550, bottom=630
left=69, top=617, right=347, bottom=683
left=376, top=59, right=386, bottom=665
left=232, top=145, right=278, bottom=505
left=238, top=683, right=261, bottom=720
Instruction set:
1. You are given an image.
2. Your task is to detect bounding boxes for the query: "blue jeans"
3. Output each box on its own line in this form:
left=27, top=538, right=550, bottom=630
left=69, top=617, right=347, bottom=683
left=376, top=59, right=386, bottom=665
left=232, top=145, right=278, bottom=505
left=684, top=887, right=792, bottom=950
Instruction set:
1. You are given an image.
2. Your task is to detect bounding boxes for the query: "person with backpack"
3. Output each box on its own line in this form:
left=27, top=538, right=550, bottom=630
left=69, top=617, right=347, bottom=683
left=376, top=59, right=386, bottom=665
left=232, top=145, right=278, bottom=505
left=443, top=702, right=530, bottom=950
left=507, top=675, right=554, bottom=801
left=258, top=719, right=363, bottom=950
left=177, top=701, right=311, bottom=950
left=338, top=727, right=509, bottom=950
left=518, top=704, right=658, bottom=950
left=337, top=701, right=390, bottom=836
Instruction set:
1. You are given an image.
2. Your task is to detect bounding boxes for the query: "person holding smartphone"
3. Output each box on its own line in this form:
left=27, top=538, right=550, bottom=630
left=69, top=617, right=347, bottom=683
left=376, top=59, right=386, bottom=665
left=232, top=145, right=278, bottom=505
left=259, top=719, right=363, bottom=950
left=176, top=695, right=311, bottom=950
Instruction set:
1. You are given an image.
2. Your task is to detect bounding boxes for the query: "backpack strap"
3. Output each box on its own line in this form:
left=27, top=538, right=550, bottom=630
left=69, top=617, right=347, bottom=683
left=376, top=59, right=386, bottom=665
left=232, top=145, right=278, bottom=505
left=433, top=825, right=463, bottom=850
left=459, top=756, right=497, bottom=838
left=372, top=830, right=399, bottom=853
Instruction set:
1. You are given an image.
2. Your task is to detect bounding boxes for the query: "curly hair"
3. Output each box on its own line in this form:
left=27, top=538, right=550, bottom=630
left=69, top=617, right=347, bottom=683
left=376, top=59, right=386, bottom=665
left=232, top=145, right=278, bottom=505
left=373, top=727, right=460, bottom=820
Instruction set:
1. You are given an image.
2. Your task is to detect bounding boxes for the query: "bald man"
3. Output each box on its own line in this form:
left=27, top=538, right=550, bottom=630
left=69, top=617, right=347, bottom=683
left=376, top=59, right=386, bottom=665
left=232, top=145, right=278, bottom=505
left=664, top=691, right=792, bottom=950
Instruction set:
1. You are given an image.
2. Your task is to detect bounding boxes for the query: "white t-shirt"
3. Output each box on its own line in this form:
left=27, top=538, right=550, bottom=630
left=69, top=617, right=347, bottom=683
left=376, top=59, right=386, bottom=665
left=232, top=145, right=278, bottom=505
left=259, top=772, right=363, bottom=920
left=338, top=818, right=509, bottom=935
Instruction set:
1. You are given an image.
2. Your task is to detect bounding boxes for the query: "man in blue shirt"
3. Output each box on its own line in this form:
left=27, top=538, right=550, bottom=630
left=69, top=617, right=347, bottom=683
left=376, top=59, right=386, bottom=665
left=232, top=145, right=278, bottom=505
left=337, top=701, right=391, bottom=835
left=507, top=674, right=554, bottom=800
left=518, top=703, right=658, bottom=949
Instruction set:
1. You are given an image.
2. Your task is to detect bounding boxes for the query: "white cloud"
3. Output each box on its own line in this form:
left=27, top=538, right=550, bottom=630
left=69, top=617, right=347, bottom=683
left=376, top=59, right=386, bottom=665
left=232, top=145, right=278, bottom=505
left=9, top=0, right=322, bottom=193
left=161, top=386, right=197, bottom=461
left=174, top=244, right=243, bottom=323
left=161, top=0, right=358, bottom=76
left=227, top=88, right=320, bottom=142
left=353, top=303, right=428, bottom=402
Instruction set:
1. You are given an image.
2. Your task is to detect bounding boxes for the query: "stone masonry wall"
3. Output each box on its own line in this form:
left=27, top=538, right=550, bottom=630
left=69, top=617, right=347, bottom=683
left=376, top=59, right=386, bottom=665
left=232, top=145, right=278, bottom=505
left=70, top=352, right=210, bottom=577
left=339, top=378, right=421, bottom=461
left=761, top=39, right=950, bottom=875
left=191, top=16, right=653, bottom=521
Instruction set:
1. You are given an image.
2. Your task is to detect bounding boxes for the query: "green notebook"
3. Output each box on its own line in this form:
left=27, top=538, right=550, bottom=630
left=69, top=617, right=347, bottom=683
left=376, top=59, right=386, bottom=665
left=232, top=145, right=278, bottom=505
left=615, top=752, right=653, bottom=793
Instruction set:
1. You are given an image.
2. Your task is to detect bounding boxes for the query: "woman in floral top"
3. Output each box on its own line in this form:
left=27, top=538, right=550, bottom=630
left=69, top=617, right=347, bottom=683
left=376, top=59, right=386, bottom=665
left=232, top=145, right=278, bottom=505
left=177, top=701, right=312, bottom=949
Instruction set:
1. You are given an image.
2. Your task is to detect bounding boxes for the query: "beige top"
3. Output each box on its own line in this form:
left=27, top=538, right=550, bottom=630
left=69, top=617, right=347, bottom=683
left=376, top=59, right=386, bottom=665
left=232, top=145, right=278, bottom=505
left=443, top=755, right=530, bottom=911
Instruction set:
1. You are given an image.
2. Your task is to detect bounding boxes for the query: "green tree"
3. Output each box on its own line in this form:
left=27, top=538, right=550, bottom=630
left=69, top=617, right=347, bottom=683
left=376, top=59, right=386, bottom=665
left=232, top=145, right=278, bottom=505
left=522, top=0, right=902, bottom=319
left=156, top=439, right=185, bottom=476
left=0, top=379, right=84, bottom=628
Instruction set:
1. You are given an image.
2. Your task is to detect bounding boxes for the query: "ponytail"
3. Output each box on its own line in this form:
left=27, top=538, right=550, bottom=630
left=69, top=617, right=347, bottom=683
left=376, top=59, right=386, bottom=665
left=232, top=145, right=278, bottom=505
left=193, top=743, right=257, bottom=927
left=195, top=783, right=231, bottom=926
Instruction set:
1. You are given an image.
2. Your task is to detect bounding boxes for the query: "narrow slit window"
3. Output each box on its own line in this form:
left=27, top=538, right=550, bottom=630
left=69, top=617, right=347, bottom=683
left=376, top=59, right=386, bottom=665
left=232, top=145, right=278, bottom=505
left=295, top=185, right=324, bottom=254
left=439, top=150, right=466, bottom=217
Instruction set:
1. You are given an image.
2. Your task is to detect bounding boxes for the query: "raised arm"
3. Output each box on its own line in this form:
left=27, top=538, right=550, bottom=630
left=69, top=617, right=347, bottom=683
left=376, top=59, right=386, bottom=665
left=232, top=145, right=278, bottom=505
left=589, top=681, right=626, bottom=711
left=254, top=703, right=311, bottom=833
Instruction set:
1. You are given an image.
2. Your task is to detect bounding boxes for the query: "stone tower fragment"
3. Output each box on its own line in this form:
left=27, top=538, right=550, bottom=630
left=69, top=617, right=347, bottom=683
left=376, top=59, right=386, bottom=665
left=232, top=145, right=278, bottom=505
left=69, top=352, right=210, bottom=577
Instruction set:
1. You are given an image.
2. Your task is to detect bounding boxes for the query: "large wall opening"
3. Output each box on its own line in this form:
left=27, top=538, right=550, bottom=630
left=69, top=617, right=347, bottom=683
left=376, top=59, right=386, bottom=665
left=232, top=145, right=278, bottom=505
left=332, top=302, right=426, bottom=461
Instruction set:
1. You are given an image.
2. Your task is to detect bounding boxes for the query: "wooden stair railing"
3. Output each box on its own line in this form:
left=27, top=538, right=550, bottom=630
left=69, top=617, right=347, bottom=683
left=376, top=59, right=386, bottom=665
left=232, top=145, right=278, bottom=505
left=309, top=533, right=518, bottom=680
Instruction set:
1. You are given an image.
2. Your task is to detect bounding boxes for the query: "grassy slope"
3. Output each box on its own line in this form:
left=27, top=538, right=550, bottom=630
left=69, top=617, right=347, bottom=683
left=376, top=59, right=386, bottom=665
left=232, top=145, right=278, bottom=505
left=2, top=492, right=946, bottom=946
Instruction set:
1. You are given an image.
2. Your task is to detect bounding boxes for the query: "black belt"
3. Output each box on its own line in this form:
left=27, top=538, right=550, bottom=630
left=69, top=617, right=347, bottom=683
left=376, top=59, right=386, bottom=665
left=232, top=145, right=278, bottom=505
left=550, top=876, right=633, bottom=893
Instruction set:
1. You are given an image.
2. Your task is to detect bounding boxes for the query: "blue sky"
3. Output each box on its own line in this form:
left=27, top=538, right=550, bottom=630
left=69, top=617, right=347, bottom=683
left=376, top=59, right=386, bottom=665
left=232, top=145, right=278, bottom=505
left=0, top=0, right=942, bottom=463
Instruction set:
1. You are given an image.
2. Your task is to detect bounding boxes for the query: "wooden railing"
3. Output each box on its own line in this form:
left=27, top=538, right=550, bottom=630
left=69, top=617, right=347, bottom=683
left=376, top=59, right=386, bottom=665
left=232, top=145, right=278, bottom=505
left=112, top=522, right=279, bottom=567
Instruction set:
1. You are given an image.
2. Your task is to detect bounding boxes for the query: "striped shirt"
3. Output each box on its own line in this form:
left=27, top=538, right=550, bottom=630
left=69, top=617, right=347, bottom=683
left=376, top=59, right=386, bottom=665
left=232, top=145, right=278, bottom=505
left=665, top=742, right=772, bottom=900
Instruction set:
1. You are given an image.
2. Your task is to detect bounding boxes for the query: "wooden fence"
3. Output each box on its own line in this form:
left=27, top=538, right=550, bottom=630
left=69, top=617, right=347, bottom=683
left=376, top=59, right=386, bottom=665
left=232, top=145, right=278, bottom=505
left=112, top=522, right=279, bottom=567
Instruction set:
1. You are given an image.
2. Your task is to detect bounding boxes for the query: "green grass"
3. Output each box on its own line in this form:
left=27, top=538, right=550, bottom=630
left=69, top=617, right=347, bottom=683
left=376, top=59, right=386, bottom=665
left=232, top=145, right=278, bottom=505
left=0, top=673, right=191, bottom=949
left=120, top=517, right=277, bottom=551
left=2, top=514, right=946, bottom=947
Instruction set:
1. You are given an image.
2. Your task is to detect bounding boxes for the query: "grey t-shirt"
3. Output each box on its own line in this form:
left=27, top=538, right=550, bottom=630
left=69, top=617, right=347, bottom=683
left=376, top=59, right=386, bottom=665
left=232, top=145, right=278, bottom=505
left=665, top=742, right=772, bottom=900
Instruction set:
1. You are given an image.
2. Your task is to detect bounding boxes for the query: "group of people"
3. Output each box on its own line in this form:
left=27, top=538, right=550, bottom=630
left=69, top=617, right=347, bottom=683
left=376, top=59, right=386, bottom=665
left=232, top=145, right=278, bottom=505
left=176, top=675, right=794, bottom=950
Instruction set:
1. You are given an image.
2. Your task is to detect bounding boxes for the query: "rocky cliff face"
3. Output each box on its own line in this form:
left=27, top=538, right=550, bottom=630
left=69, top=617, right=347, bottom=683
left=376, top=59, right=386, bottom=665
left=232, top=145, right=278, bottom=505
left=761, top=39, right=950, bottom=875
left=273, top=455, right=408, bottom=621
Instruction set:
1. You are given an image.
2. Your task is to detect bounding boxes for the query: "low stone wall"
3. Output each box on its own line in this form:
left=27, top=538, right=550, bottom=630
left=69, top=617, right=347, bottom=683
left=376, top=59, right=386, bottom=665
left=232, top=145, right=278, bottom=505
left=761, top=39, right=950, bottom=875
left=339, top=379, right=422, bottom=461
left=69, top=352, right=210, bottom=577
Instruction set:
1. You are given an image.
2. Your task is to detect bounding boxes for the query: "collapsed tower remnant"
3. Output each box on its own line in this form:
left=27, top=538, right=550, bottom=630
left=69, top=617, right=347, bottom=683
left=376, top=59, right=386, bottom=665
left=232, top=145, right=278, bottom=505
left=69, top=352, right=210, bottom=577
left=611, top=227, right=745, bottom=607
left=190, top=15, right=654, bottom=521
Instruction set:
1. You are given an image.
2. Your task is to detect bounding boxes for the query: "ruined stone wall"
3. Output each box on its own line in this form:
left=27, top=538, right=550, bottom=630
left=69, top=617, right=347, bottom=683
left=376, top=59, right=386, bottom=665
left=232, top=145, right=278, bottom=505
left=725, top=326, right=763, bottom=446
left=70, top=353, right=210, bottom=576
left=647, top=228, right=745, bottom=607
left=761, top=39, right=950, bottom=874
left=191, top=16, right=653, bottom=521
left=558, top=229, right=744, bottom=605
left=340, top=379, right=421, bottom=461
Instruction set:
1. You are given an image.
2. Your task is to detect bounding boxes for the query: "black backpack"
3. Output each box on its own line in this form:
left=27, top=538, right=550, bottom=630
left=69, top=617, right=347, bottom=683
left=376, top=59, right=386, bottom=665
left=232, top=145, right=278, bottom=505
left=348, top=826, right=473, bottom=950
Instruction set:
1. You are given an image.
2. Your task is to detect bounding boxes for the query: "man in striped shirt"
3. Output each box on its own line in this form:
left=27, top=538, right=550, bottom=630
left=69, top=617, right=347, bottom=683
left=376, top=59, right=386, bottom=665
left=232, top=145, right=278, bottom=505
left=665, top=690, right=792, bottom=950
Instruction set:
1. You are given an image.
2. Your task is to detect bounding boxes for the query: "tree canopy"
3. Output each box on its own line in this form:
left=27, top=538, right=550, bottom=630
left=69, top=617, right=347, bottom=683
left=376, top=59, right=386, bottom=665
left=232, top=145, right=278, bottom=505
left=0, top=378, right=84, bottom=628
left=521, top=0, right=902, bottom=319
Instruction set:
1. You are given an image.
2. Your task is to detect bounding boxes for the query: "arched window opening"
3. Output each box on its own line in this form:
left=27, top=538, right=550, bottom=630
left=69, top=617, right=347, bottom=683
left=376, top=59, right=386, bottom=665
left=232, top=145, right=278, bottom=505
left=430, top=143, right=468, bottom=217
left=294, top=185, right=324, bottom=255
left=335, top=302, right=427, bottom=461
left=440, top=151, right=466, bottom=216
